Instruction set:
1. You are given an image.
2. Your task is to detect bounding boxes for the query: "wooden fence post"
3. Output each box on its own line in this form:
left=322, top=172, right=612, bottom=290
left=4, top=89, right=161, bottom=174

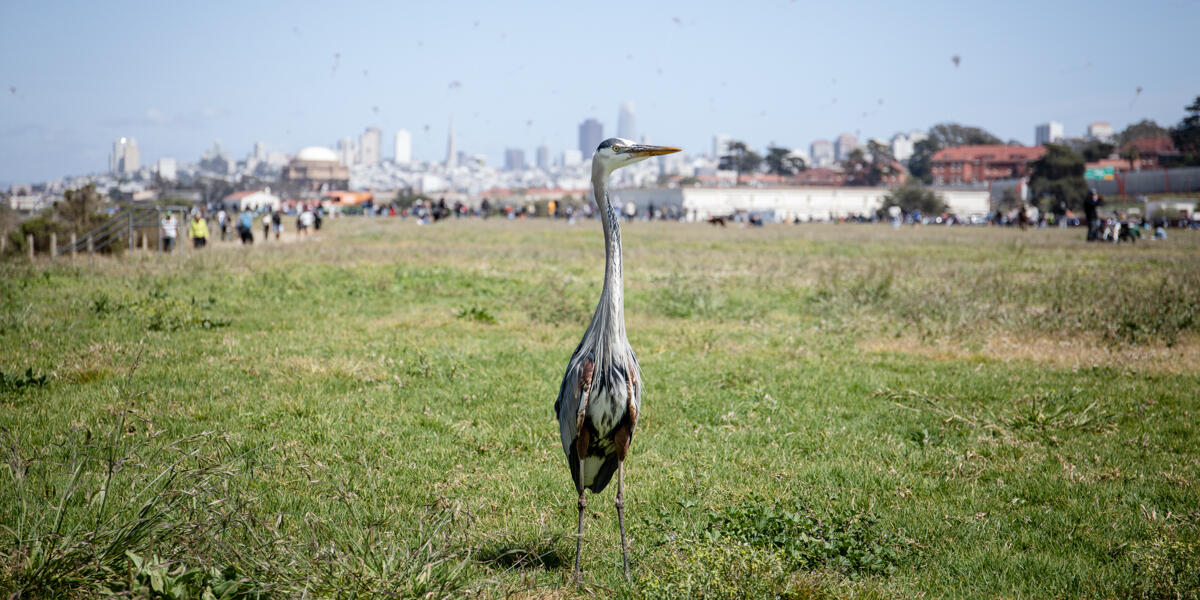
left=27, top=234, right=34, bottom=261
left=71, top=233, right=77, bottom=260
left=50, top=233, right=56, bottom=260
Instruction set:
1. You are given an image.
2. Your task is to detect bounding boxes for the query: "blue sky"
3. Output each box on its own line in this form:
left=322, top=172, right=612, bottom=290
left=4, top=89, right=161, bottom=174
left=2, top=0, right=1198, bottom=183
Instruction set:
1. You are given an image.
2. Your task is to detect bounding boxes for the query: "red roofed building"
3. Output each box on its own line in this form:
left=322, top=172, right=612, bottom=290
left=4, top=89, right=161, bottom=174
left=930, top=145, right=1046, bottom=184
left=1119, top=137, right=1180, bottom=170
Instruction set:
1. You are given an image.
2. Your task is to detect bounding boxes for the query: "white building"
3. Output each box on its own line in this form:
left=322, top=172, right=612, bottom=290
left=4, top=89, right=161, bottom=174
left=609, top=186, right=989, bottom=222
left=1035, top=122, right=1064, bottom=145
left=712, top=133, right=732, bottom=158
left=562, top=149, right=583, bottom=167
left=110, top=137, right=139, bottom=175
left=156, top=158, right=177, bottom=181
left=394, top=129, right=412, bottom=164
left=890, top=130, right=928, bottom=163
left=224, top=189, right=281, bottom=212
left=359, top=127, right=382, bottom=166
left=1086, top=122, right=1114, bottom=143
left=337, top=138, right=357, bottom=167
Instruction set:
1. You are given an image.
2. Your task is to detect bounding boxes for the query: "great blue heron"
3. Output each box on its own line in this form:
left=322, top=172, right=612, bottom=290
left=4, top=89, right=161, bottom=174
left=554, top=138, right=681, bottom=582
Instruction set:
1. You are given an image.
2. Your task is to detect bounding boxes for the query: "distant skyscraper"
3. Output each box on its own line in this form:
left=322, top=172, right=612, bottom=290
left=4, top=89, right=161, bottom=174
left=713, top=134, right=732, bottom=158
left=394, top=129, right=412, bottom=164
left=562, top=149, right=583, bottom=167
left=156, top=158, right=176, bottom=181
left=617, top=101, right=636, bottom=140
left=536, top=144, right=550, bottom=170
left=337, top=138, right=357, bottom=167
left=504, top=148, right=526, bottom=171
left=1035, top=122, right=1064, bottom=145
left=445, top=119, right=457, bottom=168
left=810, top=139, right=834, bottom=168
left=834, top=133, right=858, bottom=162
left=253, top=141, right=266, bottom=161
left=579, top=118, right=604, bottom=157
left=1086, top=122, right=1114, bottom=143
left=359, top=127, right=382, bottom=166
left=109, top=137, right=139, bottom=175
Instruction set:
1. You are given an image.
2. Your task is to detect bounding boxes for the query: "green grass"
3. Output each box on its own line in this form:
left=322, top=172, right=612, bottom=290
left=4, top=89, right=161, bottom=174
left=1, top=220, right=1198, bottom=599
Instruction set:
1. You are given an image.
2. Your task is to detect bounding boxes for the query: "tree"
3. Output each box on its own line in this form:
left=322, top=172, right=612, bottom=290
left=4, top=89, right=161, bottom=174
left=1029, top=144, right=1088, bottom=210
left=844, top=142, right=900, bottom=186
left=1079, top=140, right=1115, bottom=162
left=882, top=180, right=947, bottom=215
left=765, top=146, right=806, bottom=176
left=1117, top=119, right=1169, bottom=146
left=908, top=122, right=1004, bottom=183
left=54, top=183, right=107, bottom=235
left=720, top=141, right=762, bottom=185
left=1170, top=95, right=1200, bottom=166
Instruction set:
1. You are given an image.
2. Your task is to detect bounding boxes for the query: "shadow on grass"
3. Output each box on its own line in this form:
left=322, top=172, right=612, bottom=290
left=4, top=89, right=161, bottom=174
left=474, top=535, right=569, bottom=571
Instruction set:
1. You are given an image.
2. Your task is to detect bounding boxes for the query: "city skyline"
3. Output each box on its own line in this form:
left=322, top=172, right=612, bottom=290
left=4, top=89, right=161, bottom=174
left=2, top=0, right=1198, bottom=184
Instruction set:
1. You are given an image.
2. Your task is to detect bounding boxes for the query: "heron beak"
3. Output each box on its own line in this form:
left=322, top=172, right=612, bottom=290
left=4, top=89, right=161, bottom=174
left=627, top=144, right=682, bottom=157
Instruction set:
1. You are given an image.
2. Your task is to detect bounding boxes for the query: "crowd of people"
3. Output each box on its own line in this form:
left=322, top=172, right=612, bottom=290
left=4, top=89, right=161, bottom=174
left=157, top=192, right=1196, bottom=252
left=157, top=203, right=325, bottom=251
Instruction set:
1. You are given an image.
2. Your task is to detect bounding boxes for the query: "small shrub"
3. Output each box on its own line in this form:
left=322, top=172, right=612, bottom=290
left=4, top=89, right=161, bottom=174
left=0, top=368, right=48, bottom=395
left=456, top=305, right=496, bottom=324
left=704, top=499, right=906, bottom=579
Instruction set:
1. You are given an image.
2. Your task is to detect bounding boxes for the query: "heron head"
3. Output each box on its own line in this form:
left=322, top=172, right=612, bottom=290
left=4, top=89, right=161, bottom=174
left=594, top=138, right=681, bottom=173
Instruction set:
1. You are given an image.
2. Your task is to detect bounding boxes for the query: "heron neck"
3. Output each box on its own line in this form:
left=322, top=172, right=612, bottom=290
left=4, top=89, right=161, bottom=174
left=591, top=161, right=625, bottom=337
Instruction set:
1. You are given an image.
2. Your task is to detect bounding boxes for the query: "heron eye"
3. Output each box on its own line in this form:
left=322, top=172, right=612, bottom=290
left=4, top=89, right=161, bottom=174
left=611, top=145, right=623, bottom=153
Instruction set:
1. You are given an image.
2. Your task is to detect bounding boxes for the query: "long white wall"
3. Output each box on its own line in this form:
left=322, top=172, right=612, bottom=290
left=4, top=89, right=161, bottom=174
left=610, top=186, right=990, bottom=222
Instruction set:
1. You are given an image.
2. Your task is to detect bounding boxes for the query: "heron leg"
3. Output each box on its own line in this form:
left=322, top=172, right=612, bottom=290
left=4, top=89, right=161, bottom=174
left=574, top=457, right=586, bottom=584
left=616, top=460, right=629, bottom=580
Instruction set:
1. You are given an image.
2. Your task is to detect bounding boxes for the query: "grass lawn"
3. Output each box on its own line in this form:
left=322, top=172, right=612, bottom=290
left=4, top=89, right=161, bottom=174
left=2, top=219, right=1198, bottom=599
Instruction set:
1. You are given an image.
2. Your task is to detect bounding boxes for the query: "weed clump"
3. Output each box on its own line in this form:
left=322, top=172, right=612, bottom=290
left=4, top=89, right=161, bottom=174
left=704, top=499, right=905, bottom=579
left=456, top=305, right=496, bottom=324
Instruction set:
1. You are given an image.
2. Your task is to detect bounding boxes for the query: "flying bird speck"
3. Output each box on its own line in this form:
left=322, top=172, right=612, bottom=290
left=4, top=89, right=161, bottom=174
left=8, top=86, right=15, bottom=95
left=951, top=54, right=961, bottom=68
left=526, top=120, right=534, bottom=127
left=423, top=124, right=430, bottom=133
left=1130, top=86, right=1144, bottom=108
left=448, top=80, right=462, bottom=90
left=371, top=106, right=379, bottom=114
left=331, top=52, right=340, bottom=77
left=672, top=16, right=682, bottom=25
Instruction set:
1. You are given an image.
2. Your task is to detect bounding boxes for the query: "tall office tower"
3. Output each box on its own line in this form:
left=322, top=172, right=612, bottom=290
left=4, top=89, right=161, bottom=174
left=890, top=130, right=928, bottom=163
left=712, top=133, right=732, bottom=158
left=337, top=138, right=357, bottom=166
left=617, top=101, right=636, bottom=140
left=445, top=119, right=457, bottom=168
left=359, top=126, right=382, bottom=166
left=579, top=118, right=603, bottom=157
left=536, top=144, right=550, bottom=170
left=504, top=148, right=526, bottom=171
left=394, top=129, right=412, bottom=164
left=1035, top=122, right=1064, bottom=145
left=810, top=139, right=834, bottom=168
left=253, top=141, right=266, bottom=161
left=834, top=133, right=858, bottom=161
left=110, top=137, right=140, bottom=175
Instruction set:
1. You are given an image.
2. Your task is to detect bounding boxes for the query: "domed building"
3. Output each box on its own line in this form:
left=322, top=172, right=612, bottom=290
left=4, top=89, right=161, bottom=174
left=280, top=146, right=349, bottom=194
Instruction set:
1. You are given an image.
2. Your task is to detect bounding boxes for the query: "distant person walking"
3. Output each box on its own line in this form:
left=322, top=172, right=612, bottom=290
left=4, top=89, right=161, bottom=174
left=1084, top=190, right=1103, bottom=241
left=272, top=210, right=282, bottom=240
left=480, top=197, right=491, bottom=219
left=624, top=200, right=637, bottom=223
left=1053, top=200, right=1067, bottom=229
left=299, top=205, right=315, bottom=237
left=262, top=212, right=271, bottom=241
left=237, top=210, right=254, bottom=244
left=160, top=213, right=178, bottom=252
left=189, top=213, right=209, bottom=249
left=216, top=208, right=229, bottom=241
